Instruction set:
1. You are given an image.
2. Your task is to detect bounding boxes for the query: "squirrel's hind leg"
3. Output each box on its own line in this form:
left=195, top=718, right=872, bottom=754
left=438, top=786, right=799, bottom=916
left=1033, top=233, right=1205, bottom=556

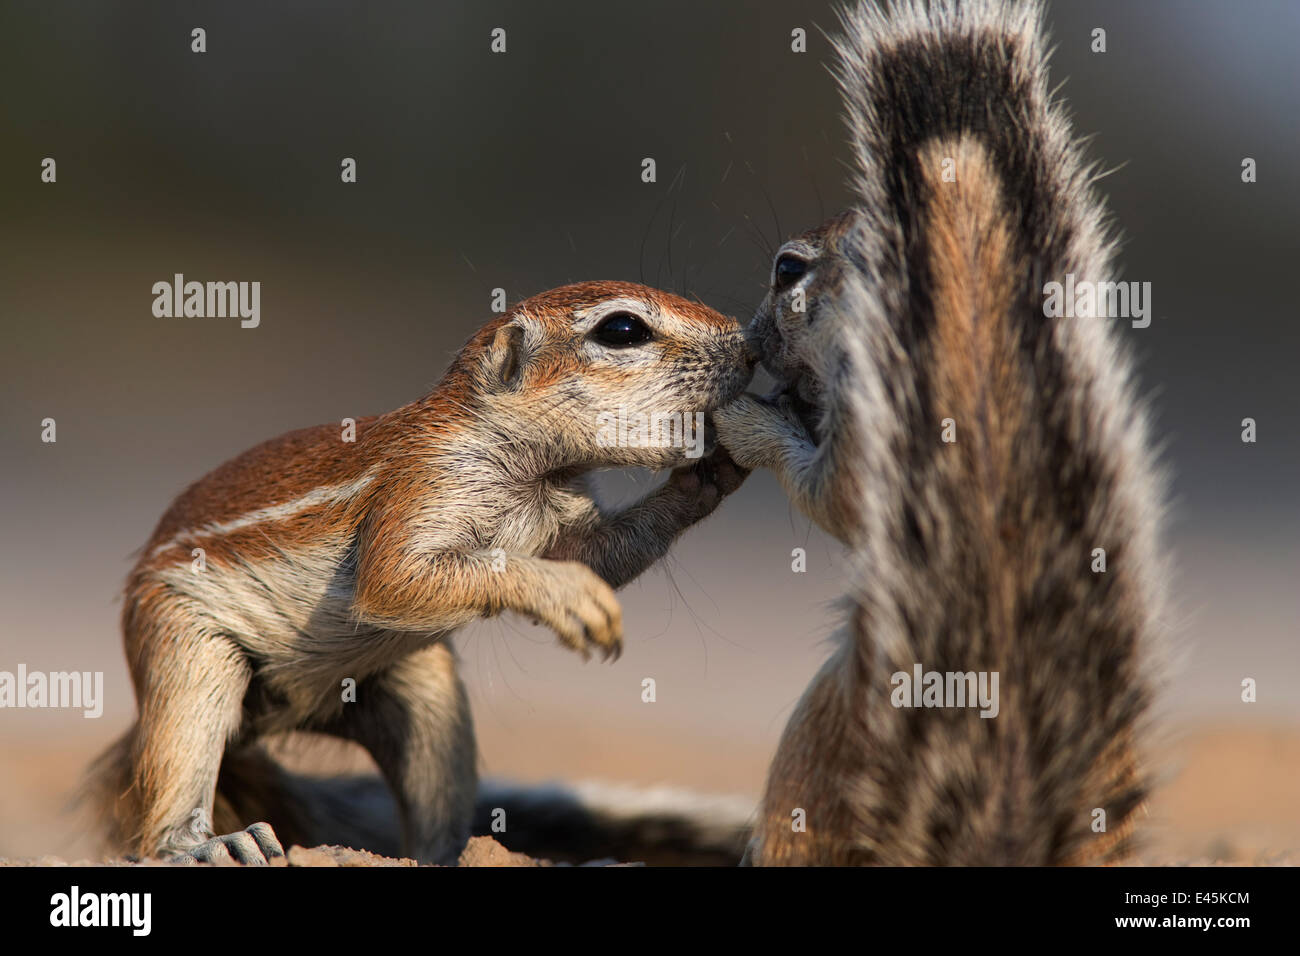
left=122, top=603, right=284, bottom=864
left=325, top=641, right=477, bottom=865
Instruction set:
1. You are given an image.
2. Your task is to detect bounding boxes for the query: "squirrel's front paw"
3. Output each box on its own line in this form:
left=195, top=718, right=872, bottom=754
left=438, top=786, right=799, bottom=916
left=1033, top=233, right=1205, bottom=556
left=666, top=447, right=749, bottom=520
left=532, top=563, right=624, bottom=662
left=713, top=394, right=810, bottom=471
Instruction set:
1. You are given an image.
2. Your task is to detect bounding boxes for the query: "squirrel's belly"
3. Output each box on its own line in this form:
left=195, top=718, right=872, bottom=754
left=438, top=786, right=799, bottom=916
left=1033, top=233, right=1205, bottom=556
left=153, top=542, right=360, bottom=648
left=153, top=543, right=451, bottom=726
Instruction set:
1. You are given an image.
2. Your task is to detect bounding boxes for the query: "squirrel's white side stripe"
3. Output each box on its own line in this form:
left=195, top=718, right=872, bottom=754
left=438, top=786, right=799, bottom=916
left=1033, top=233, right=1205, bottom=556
left=149, top=473, right=376, bottom=557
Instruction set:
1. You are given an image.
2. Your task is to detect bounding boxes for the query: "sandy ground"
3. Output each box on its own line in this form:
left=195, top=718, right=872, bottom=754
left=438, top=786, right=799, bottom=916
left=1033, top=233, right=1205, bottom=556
left=2, top=717, right=1297, bottom=865
left=3, top=837, right=573, bottom=868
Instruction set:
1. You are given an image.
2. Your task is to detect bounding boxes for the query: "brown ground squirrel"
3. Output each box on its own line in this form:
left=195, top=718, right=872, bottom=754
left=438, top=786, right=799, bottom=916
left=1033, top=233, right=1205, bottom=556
left=716, top=0, right=1168, bottom=865
left=88, top=280, right=753, bottom=865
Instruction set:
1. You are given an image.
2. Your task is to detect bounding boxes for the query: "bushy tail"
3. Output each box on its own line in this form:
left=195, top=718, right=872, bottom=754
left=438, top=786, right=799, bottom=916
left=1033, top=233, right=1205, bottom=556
left=217, top=772, right=753, bottom=865
left=80, top=727, right=141, bottom=854
left=84, top=734, right=750, bottom=865
left=474, top=780, right=752, bottom=865
left=829, top=0, right=1167, bottom=864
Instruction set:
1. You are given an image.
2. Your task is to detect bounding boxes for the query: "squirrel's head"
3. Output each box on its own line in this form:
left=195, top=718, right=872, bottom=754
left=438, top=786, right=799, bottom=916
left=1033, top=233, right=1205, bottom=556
left=464, top=281, right=754, bottom=469
left=746, top=211, right=859, bottom=439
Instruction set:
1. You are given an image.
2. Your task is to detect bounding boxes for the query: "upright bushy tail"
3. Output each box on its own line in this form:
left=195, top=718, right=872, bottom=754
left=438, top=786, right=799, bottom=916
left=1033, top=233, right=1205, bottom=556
left=758, top=0, right=1168, bottom=865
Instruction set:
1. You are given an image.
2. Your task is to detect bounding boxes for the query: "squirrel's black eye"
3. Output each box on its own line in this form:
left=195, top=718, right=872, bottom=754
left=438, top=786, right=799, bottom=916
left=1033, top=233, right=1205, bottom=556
left=591, top=312, right=653, bottom=348
left=773, top=253, right=808, bottom=291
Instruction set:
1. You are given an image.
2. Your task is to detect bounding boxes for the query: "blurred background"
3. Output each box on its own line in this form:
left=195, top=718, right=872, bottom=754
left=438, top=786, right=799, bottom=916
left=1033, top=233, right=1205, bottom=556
left=1, top=0, right=1296, bottom=862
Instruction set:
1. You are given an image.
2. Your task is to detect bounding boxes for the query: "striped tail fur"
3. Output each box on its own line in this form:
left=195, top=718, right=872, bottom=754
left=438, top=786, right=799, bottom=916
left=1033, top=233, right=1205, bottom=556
left=752, top=0, right=1168, bottom=865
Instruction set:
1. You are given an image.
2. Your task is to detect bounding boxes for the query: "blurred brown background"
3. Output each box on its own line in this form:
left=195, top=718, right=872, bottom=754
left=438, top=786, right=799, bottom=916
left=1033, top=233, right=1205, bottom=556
left=1, top=0, right=1297, bottom=862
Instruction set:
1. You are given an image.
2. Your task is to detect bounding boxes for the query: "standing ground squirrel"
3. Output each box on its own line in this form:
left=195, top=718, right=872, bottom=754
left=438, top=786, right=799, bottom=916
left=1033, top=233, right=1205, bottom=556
left=87, top=280, right=753, bottom=865
left=716, top=0, right=1167, bottom=865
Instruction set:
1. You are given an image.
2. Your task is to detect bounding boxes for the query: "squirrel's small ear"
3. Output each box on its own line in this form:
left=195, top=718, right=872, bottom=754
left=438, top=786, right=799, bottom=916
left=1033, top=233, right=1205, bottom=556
left=482, top=321, right=528, bottom=392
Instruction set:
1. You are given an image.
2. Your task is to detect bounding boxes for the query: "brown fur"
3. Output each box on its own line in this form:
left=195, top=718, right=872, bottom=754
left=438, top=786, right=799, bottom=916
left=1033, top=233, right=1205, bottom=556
left=88, top=281, right=753, bottom=864
left=720, top=0, right=1164, bottom=866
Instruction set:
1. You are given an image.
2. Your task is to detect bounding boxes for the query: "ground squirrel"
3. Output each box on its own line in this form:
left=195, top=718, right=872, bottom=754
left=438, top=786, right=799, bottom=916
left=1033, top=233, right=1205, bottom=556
left=88, top=280, right=753, bottom=865
left=716, top=0, right=1167, bottom=864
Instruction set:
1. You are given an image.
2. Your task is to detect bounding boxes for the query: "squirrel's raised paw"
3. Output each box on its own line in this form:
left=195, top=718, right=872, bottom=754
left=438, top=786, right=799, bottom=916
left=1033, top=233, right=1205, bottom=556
left=535, top=563, right=624, bottom=662
left=168, top=822, right=284, bottom=866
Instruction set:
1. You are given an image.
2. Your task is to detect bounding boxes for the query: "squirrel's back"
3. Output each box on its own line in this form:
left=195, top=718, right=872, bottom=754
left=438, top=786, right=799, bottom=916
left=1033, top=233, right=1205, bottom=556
left=753, top=0, right=1167, bottom=865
